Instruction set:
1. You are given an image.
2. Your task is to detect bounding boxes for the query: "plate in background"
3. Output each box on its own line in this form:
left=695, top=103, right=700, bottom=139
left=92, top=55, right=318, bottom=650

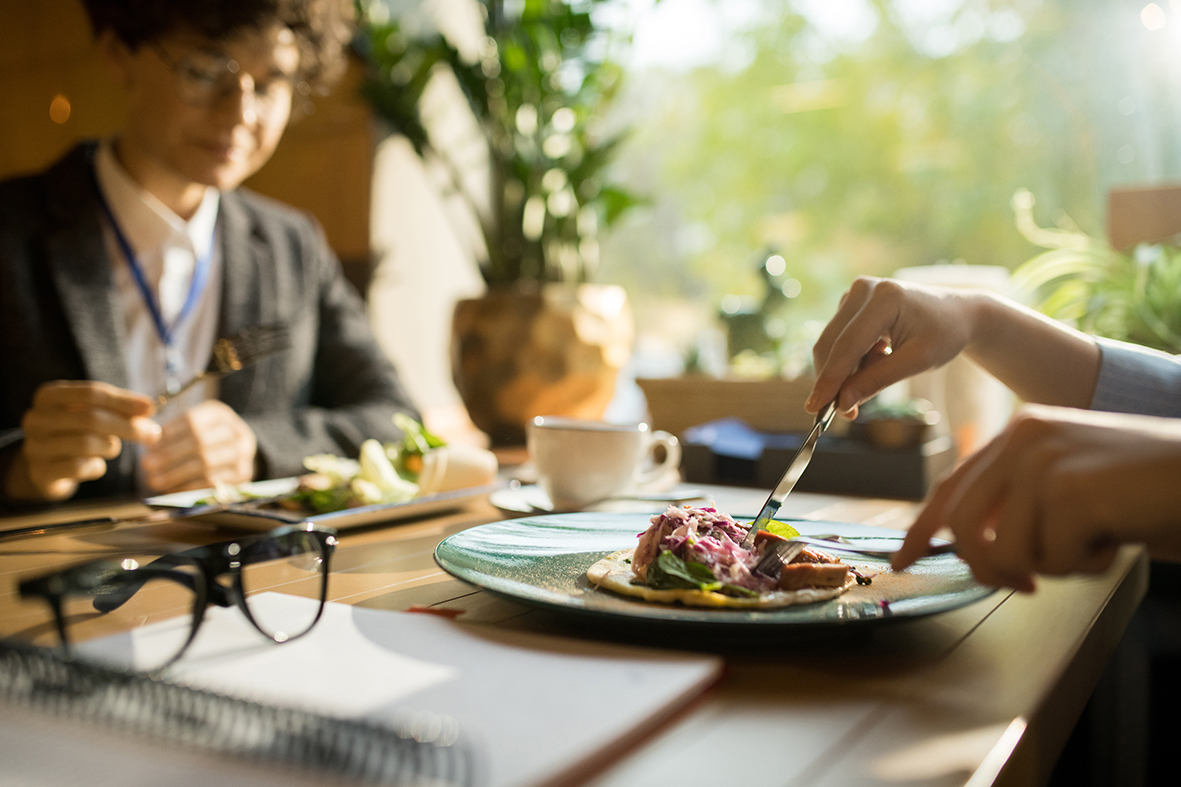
left=147, top=480, right=500, bottom=531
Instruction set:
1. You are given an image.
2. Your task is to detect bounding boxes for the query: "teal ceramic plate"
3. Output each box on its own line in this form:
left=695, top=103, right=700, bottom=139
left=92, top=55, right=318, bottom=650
left=435, top=513, right=995, bottom=627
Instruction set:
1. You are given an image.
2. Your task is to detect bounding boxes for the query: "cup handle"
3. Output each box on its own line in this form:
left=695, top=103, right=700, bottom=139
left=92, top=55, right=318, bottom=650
left=632, top=430, right=681, bottom=488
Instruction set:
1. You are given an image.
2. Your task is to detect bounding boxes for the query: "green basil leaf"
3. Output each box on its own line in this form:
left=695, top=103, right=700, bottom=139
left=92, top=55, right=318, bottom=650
left=647, top=550, right=721, bottom=592
left=646, top=551, right=763, bottom=599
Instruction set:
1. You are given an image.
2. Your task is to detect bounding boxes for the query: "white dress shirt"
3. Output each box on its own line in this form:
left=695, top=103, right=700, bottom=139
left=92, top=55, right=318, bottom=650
left=94, top=140, right=223, bottom=420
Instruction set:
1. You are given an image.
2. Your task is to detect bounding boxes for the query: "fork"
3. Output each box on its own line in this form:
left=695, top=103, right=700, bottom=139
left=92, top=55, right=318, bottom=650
left=158, top=323, right=290, bottom=406
left=752, top=533, right=956, bottom=577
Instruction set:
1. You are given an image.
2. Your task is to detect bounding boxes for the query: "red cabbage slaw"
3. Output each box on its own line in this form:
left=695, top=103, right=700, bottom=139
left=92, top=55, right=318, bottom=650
left=633, top=505, right=777, bottom=593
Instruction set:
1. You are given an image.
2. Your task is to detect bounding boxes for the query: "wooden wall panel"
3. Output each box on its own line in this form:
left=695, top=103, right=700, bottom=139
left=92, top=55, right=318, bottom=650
left=1107, top=184, right=1181, bottom=251
left=243, top=62, right=375, bottom=266
left=0, top=0, right=125, bottom=179
left=0, top=0, right=374, bottom=277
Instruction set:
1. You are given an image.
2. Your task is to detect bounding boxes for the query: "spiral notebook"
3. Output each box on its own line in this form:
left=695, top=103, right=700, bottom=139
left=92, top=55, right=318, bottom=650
left=1, top=594, right=723, bottom=787
left=0, top=639, right=471, bottom=787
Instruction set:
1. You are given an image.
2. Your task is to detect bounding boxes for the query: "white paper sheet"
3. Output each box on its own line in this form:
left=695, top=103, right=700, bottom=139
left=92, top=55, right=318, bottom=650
left=79, top=593, right=457, bottom=715
left=74, top=593, right=723, bottom=787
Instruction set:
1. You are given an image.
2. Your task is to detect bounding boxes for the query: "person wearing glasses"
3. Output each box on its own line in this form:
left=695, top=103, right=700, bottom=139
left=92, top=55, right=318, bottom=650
left=0, top=0, right=419, bottom=504
left=806, top=275, right=1181, bottom=591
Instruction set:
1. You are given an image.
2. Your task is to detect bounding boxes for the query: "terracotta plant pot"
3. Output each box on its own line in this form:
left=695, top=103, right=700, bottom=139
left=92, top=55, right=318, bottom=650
left=451, top=284, right=634, bottom=444
left=862, top=410, right=941, bottom=449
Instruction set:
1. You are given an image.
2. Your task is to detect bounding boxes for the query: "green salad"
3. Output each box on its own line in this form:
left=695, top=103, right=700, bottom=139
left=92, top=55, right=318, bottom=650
left=286, top=415, right=446, bottom=514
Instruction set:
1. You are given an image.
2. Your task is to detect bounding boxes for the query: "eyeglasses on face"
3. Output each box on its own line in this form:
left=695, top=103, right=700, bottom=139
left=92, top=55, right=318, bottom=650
left=17, top=523, right=337, bottom=673
left=149, top=40, right=298, bottom=113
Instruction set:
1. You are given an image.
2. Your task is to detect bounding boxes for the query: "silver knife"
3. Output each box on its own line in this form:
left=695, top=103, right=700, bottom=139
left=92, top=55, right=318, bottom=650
left=0, top=494, right=294, bottom=544
left=739, top=400, right=838, bottom=549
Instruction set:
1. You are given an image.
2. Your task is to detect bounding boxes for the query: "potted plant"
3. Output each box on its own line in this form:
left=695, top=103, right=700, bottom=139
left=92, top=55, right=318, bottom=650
left=857, top=399, right=940, bottom=449
left=1010, top=188, right=1181, bottom=354
left=354, top=0, right=640, bottom=443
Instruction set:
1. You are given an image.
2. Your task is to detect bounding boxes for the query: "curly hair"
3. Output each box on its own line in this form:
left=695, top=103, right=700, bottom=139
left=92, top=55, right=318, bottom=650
left=80, top=0, right=355, bottom=91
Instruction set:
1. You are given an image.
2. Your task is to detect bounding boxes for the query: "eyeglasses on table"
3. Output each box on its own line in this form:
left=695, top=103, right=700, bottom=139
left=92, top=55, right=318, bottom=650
left=16, top=523, right=337, bottom=673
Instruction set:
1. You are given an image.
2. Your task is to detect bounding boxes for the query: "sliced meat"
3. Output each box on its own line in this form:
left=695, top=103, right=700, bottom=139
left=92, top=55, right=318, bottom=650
left=794, top=546, right=842, bottom=564
left=778, top=562, right=849, bottom=590
left=753, top=530, right=788, bottom=550
left=753, top=532, right=841, bottom=565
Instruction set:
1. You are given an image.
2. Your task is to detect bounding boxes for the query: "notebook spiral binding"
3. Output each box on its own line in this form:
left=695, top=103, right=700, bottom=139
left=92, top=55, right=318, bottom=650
left=0, top=640, right=476, bottom=786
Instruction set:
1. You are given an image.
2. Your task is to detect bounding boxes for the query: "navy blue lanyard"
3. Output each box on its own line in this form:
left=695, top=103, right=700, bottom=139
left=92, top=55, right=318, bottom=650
left=95, top=187, right=214, bottom=387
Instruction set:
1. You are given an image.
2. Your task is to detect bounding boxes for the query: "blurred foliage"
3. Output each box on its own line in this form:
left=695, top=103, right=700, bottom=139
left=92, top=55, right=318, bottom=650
left=598, top=0, right=1181, bottom=350
left=354, top=0, right=641, bottom=286
left=1012, top=190, right=1181, bottom=354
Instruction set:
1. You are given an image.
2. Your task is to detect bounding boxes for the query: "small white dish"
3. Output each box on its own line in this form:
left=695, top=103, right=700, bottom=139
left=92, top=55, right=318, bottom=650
left=490, top=483, right=705, bottom=515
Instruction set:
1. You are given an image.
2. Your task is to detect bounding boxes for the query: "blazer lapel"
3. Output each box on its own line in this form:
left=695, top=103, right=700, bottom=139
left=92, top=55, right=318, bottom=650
left=216, top=191, right=275, bottom=411
left=45, top=145, right=130, bottom=388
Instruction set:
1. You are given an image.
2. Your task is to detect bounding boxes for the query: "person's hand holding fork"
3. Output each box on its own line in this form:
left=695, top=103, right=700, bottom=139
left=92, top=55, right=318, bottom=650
left=4, top=380, right=161, bottom=502
left=5, top=382, right=259, bottom=501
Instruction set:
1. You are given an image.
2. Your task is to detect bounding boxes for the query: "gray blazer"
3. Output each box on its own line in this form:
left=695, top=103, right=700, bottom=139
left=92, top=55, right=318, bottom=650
left=0, top=143, right=419, bottom=501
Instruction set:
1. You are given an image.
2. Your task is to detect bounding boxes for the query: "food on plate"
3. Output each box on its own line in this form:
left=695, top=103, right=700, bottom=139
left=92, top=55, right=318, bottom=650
left=389, top=413, right=446, bottom=478
left=287, top=439, right=417, bottom=513
left=586, top=505, right=854, bottom=608
left=287, top=416, right=498, bottom=513
left=207, top=416, right=497, bottom=514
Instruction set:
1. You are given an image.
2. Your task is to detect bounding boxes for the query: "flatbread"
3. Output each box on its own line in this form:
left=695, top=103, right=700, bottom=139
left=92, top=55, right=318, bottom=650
left=587, top=548, right=855, bottom=609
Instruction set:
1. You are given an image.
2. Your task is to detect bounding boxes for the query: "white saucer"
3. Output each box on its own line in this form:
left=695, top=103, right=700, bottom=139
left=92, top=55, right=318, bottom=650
left=489, top=483, right=706, bottom=515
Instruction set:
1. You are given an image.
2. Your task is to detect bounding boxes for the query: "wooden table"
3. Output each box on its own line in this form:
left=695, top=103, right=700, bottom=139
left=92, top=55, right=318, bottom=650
left=0, top=485, right=1147, bottom=787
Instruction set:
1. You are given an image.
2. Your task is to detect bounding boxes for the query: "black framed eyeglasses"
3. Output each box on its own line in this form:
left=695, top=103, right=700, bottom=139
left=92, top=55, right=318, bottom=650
left=149, top=40, right=297, bottom=113
left=17, top=523, right=337, bottom=673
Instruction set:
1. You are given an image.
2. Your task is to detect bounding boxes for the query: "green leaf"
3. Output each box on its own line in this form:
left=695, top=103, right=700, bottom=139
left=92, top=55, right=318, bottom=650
left=646, top=551, right=721, bottom=592
left=503, top=41, right=528, bottom=72
left=388, top=414, right=447, bottom=479
left=393, top=413, right=446, bottom=454
left=766, top=521, right=800, bottom=539
left=720, top=583, right=760, bottom=598
left=291, top=486, right=353, bottom=514
left=597, top=186, right=645, bottom=226
left=646, top=551, right=762, bottom=598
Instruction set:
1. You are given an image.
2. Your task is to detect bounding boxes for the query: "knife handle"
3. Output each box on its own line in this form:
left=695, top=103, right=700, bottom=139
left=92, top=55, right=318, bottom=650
left=0, top=517, right=119, bottom=544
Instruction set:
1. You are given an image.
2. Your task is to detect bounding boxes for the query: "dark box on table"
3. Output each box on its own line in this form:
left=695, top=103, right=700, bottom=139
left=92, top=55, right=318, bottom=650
left=679, top=420, right=957, bottom=500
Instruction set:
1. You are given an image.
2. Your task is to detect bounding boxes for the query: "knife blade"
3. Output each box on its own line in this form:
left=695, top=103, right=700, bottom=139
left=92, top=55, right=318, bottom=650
left=739, top=400, right=838, bottom=549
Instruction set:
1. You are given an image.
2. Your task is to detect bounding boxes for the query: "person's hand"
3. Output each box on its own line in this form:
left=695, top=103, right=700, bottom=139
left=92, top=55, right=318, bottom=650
left=807, top=276, right=985, bottom=419
left=140, top=400, right=258, bottom=493
left=892, top=405, right=1181, bottom=591
left=5, top=381, right=162, bottom=502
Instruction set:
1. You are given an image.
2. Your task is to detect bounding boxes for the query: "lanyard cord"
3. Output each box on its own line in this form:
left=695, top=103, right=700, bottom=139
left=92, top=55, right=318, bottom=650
left=94, top=186, right=214, bottom=351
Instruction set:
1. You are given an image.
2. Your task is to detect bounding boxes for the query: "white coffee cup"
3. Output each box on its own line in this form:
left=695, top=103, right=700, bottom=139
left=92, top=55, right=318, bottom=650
left=527, top=417, right=681, bottom=511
